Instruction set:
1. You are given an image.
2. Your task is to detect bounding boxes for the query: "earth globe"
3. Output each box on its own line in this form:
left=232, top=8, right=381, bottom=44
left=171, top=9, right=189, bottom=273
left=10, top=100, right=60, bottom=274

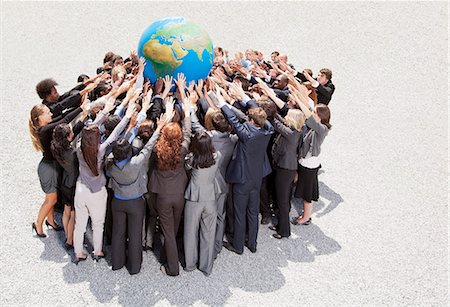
left=137, top=17, right=214, bottom=85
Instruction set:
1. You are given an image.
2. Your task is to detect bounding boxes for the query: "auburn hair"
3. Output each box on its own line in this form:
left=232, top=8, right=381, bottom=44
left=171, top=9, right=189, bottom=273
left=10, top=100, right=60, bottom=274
left=81, top=125, right=100, bottom=176
left=302, top=82, right=318, bottom=105
left=155, top=122, right=183, bottom=171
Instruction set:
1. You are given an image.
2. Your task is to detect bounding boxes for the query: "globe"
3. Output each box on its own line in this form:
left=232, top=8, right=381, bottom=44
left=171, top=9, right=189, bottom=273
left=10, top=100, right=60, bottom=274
left=137, top=17, right=214, bottom=85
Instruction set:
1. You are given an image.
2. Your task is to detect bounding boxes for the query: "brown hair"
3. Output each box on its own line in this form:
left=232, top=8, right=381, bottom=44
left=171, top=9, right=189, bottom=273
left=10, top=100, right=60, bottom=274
left=36, top=79, right=58, bottom=99
left=211, top=112, right=231, bottom=133
left=257, top=100, right=277, bottom=120
left=303, top=82, right=318, bottom=105
left=155, top=122, right=183, bottom=171
left=248, top=107, right=267, bottom=128
left=28, top=104, right=47, bottom=151
left=138, top=119, right=155, bottom=143
left=315, top=104, right=332, bottom=129
left=81, top=125, right=100, bottom=176
left=103, top=51, right=115, bottom=64
left=320, top=68, right=332, bottom=81
left=204, top=109, right=219, bottom=131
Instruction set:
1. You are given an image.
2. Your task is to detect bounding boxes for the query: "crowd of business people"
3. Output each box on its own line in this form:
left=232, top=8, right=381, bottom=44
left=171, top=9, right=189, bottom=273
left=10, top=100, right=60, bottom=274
left=28, top=48, right=334, bottom=276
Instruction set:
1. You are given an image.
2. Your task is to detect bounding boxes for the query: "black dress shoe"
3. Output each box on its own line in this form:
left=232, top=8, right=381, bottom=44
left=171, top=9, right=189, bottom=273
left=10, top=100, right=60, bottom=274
left=45, top=220, right=63, bottom=231
left=93, top=254, right=105, bottom=262
left=223, top=241, right=243, bottom=255
left=245, top=244, right=257, bottom=253
left=268, top=225, right=277, bottom=231
left=272, top=233, right=283, bottom=240
left=260, top=217, right=271, bottom=225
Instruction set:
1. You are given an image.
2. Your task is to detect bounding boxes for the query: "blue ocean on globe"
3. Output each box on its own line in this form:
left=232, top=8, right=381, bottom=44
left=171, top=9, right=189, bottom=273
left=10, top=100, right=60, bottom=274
left=137, top=17, right=214, bottom=85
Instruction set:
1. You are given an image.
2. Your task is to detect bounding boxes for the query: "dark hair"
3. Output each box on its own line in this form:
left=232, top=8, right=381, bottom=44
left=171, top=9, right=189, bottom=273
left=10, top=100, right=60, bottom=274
left=189, top=131, right=215, bottom=169
left=211, top=112, right=230, bottom=133
left=91, top=81, right=111, bottom=100
left=51, top=124, right=72, bottom=164
left=81, top=125, right=100, bottom=176
left=36, top=78, right=58, bottom=99
left=103, top=115, right=121, bottom=138
left=77, top=74, right=89, bottom=83
left=112, top=139, right=132, bottom=162
left=234, top=76, right=250, bottom=91
left=316, top=104, right=332, bottom=129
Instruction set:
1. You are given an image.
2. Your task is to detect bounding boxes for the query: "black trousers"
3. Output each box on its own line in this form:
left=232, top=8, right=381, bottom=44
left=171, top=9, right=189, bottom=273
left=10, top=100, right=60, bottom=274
left=111, top=196, right=145, bottom=275
left=232, top=179, right=262, bottom=253
left=274, top=167, right=296, bottom=237
left=155, top=193, right=184, bottom=276
left=259, top=174, right=275, bottom=218
left=143, top=192, right=158, bottom=248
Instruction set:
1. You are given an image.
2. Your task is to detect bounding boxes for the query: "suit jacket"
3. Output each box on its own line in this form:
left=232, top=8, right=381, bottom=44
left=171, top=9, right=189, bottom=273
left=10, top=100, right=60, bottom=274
left=271, top=114, right=302, bottom=170
left=184, top=152, right=224, bottom=202
left=191, top=112, right=237, bottom=193
left=294, top=72, right=335, bottom=105
left=221, top=100, right=274, bottom=184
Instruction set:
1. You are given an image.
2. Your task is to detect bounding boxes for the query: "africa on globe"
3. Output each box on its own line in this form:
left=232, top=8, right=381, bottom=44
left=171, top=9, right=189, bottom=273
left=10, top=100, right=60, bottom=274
left=137, top=17, right=214, bottom=84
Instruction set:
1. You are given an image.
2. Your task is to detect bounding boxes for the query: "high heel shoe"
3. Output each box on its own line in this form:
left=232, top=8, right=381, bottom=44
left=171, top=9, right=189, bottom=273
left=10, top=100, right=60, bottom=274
left=45, top=220, right=63, bottom=231
left=93, top=253, right=105, bottom=262
left=32, top=222, right=46, bottom=238
left=291, top=217, right=312, bottom=226
left=64, top=240, right=73, bottom=250
left=74, top=255, right=88, bottom=265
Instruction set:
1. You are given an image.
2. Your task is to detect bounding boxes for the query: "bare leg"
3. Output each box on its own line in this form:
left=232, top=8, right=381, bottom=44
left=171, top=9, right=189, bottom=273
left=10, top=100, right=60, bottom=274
left=46, top=205, right=55, bottom=225
left=66, top=210, right=75, bottom=245
left=62, top=205, right=70, bottom=236
left=297, top=200, right=312, bottom=223
left=35, top=192, right=58, bottom=233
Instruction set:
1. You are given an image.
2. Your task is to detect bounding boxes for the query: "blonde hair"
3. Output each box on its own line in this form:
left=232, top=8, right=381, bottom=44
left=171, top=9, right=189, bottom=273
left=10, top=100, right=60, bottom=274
left=28, top=104, right=46, bottom=151
left=204, top=108, right=219, bottom=131
left=284, top=109, right=305, bottom=132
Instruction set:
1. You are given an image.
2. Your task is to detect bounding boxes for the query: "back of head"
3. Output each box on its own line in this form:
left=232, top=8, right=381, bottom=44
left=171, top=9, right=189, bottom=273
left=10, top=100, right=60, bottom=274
left=155, top=122, right=183, bottom=171
left=204, top=109, right=219, bottom=131
left=81, top=125, right=100, bottom=176
left=138, top=119, right=155, bottom=143
left=302, top=81, right=318, bottom=105
left=189, top=131, right=215, bottom=169
left=315, top=104, right=332, bottom=129
left=28, top=104, right=47, bottom=151
left=36, top=78, right=57, bottom=100
left=257, top=100, right=277, bottom=120
left=51, top=124, right=72, bottom=163
left=211, top=112, right=231, bottom=133
left=103, top=115, right=121, bottom=137
left=285, top=109, right=305, bottom=132
left=248, top=107, right=267, bottom=128
left=77, top=74, right=89, bottom=83
left=112, top=139, right=132, bottom=163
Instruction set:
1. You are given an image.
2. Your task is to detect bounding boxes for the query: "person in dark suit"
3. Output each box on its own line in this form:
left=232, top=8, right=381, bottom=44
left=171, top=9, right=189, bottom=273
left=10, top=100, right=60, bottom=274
left=214, top=84, right=274, bottom=254
left=268, top=109, right=305, bottom=239
left=294, top=69, right=335, bottom=105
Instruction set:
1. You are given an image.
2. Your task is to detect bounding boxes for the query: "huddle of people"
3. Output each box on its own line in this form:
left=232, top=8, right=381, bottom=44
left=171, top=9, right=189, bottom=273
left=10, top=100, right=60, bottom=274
left=29, top=47, right=334, bottom=276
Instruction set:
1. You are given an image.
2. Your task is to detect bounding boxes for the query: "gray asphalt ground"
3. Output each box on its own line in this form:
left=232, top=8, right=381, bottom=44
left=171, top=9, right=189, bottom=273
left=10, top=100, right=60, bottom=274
left=0, top=1, right=448, bottom=306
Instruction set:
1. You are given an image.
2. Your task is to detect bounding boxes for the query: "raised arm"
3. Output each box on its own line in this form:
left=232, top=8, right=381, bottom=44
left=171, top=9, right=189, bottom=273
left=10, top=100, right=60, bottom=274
left=99, top=104, right=135, bottom=154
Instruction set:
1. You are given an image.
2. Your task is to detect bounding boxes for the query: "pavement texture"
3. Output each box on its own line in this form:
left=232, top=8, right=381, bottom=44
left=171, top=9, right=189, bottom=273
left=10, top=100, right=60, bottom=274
left=0, top=1, right=448, bottom=306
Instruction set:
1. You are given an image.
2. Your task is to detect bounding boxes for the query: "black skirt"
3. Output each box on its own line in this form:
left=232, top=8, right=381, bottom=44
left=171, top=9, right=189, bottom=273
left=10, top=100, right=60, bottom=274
left=60, top=184, right=75, bottom=209
left=294, top=165, right=320, bottom=203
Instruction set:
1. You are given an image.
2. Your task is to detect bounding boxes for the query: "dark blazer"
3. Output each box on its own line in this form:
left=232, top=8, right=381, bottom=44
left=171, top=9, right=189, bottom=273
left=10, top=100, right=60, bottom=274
left=43, top=91, right=82, bottom=119
left=294, top=72, right=335, bottom=105
left=316, top=81, right=335, bottom=105
left=221, top=100, right=274, bottom=184
left=271, top=114, right=302, bottom=170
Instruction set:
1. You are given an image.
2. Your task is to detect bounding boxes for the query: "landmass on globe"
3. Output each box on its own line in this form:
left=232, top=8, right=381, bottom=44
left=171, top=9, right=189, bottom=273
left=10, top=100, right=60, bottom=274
left=141, top=18, right=214, bottom=79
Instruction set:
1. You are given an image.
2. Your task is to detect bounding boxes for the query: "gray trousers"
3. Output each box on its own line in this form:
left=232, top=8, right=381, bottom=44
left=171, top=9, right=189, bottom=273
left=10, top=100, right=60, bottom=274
left=214, top=193, right=227, bottom=258
left=183, top=199, right=217, bottom=275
